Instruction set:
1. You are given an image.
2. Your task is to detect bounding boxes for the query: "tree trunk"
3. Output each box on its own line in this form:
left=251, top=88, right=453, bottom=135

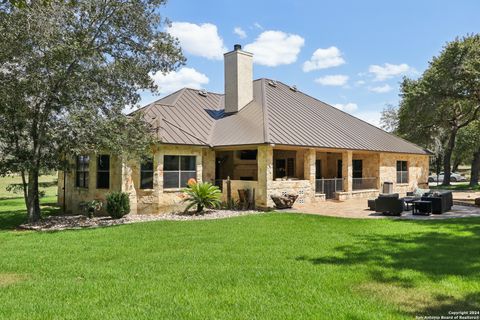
left=20, top=170, right=29, bottom=212
left=442, top=128, right=458, bottom=186
left=452, top=159, right=460, bottom=173
left=470, top=151, right=480, bottom=187
left=27, top=169, right=41, bottom=223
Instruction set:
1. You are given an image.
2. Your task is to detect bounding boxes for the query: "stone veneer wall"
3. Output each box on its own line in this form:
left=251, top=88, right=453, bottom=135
left=58, top=144, right=430, bottom=213
left=379, top=153, right=429, bottom=195
left=123, top=145, right=209, bottom=214
left=57, top=154, right=123, bottom=214
left=221, top=180, right=259, bottom=203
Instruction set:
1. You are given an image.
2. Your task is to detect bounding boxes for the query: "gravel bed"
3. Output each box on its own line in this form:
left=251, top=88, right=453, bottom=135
left=18, top=210, right=263, bottom=231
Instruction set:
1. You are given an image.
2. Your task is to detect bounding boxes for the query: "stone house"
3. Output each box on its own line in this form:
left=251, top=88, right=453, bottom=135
left=58, top=45, right=430, bottom=214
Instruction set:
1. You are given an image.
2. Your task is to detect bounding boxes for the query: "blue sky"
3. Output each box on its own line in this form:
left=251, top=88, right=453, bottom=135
left=138, top=0, right=480, bottom=127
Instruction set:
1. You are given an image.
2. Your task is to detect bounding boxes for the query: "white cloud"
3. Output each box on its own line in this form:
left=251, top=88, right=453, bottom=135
left=355, top=80, right=366, bottom=86
left=315, top=75, right=349, bottom=86
left=333, top=102, right=358, bottom=113
left=368, top=84, right=392, bottom=93
left=352, top=111, right=382, bottom=128
left=368, top=63, right=416, bottom=81
left=253, top=22, right=263, bottom=30
left=244, top=30, right=305, bottom=67
left=234, top=27, right=247, bottom=39
left=303, top=46, right=345, bottom=72
left=152, top=67, right=209, bottom=95
left=167, top=22, right=227, bottom=60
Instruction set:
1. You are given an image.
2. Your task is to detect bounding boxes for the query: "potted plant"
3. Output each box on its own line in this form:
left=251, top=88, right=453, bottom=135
left=84, top=200, right=103, bottom=218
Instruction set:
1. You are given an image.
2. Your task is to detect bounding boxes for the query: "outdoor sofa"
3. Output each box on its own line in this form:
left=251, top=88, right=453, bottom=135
left=420, top=191, right=453, bottom=214
left=374, top=193, right=405, bottom=216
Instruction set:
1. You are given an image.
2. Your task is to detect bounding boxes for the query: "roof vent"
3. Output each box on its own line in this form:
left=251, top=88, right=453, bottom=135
left=268, top=80, right=277, bottom=87
left=233, top=44, right=242, bottom=51
left=290, top=85, right=297, bottom=92
left=198, top=89, right=208, bottom=97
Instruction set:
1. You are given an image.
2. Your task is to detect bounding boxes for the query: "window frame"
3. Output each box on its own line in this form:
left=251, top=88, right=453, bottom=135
left=140, top=158, right=154, bottom=190
left=352, top=159, right=363, bottom=179
left=396, top=160, right=408, bottom=184
left=75, top=155, right=90, bottom=188
left=96, top=155, right=110, bottom=189
left=163, top=155, right=196, bottom=189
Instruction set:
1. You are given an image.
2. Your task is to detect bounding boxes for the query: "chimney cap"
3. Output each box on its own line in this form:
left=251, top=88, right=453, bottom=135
left=233, top=44, right=242, bottom=51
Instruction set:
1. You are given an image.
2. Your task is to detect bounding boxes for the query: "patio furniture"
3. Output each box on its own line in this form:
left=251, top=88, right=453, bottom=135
left=271, top=194, right=298, bottom=209
left=412, top=200, right=432, bottom=215
left=367, top=199, right=376, bottom=211
left=421, top=191, right=453, bottom=214
left=402, top=196, right=420, bottom=211
left=374, top=193, right=404, bottom=216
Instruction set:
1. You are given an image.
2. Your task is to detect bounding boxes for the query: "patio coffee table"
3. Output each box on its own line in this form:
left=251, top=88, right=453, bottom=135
left=412, top=200, right=432, bottom=215
left=402, top=197, right=418, bottom=211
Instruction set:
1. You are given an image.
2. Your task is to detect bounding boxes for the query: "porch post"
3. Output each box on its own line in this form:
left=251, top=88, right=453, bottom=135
left=342, top=150, right=353, bottom=192
left=304, top=148, right=316, bottom=201
left=257, top=145, right=273, bottom=208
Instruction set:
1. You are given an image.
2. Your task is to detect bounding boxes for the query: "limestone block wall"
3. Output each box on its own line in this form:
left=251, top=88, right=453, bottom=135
left=221, top=180, right=259, bottom=203
left=379, top=153, right=430, bottom=195
left=122, top=145, right=207, bottom=214
left=352, top=153, right=380, bottom=178
left=256, top=145, right=273, bottom=207
left=202, top=148, right=216, bottom=183
left=58, top=154, right=123, bottom=214
left=268, top=180, right=312, bottom=206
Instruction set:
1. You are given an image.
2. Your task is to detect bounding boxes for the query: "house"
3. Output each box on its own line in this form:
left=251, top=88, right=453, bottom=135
left=58, top=45, right=430, bottom=214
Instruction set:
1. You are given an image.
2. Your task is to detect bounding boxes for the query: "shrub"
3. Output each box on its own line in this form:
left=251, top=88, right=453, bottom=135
left=81, top=199, right=103, bottom=218
left=106, top=192, right=130, bottom=219
left=182, top=181, right=221, bottom=214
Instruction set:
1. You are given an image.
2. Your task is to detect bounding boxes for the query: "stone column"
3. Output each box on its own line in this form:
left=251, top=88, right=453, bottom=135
left=303, top=148, right=316, bottom=202
left=376, top=153, right=382, bottom=189
left=121, top=159, right=137, bottom=214
left=257, top=145, right=273, bottom=207
left=202, top=148, right=216, bottom=184
left=342, top=150, right=353, bottom=193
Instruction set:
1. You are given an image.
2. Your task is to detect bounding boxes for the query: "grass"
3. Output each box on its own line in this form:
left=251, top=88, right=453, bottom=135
left=0, top=174, right=60, bottom=229
left=0, top=173, right=58, bottom=199
left=0, top=195, right=479, bottom=319
left=430, top=182, right=480, bottom=191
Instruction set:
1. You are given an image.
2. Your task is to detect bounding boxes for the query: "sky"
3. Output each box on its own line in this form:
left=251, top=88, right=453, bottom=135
left=136, top=0, right=480, bottom=127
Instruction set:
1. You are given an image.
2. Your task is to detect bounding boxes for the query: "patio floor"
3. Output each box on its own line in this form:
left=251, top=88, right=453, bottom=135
left=285, top=198, right=480, bottom=220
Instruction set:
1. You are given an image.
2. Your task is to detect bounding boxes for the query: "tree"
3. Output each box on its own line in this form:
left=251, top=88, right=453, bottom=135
left=454, top=122, right=480, bottom=186
left=0, top=1, right=185, bottom=222
left=397, top=34, right=480, bottom=185
left=379, top=104, right=399, bottom=133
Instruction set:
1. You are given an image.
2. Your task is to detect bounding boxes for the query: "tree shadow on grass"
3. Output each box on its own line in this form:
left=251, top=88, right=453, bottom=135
left=0, top=204, right=61, bottom=230
left=296, top=219, right=480, bottom=316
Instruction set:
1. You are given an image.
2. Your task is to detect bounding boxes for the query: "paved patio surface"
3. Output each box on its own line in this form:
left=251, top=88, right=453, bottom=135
left=285, top=198, right=480, bottom=220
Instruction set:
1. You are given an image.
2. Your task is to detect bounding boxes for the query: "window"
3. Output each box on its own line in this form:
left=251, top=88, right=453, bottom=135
left=315, top=160, right=322, bottom=179
left=140, top=158, right=154, bottom=189
left=353, top=160, right=363, bottom=178
left=274, top=158, right=295, bottom=179
left=96, top=155, right=110, bottom=189
left=239, top=150, right=257, bottom=160
left=75, top=155, right=89, bottom=188
left=163, top=155, right=196, bottom=189
left=337, top=160, right=343, bottom=178
left=397, top=160, right=408, bottom=183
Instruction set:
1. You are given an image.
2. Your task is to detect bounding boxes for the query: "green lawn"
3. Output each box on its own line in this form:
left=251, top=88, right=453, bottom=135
left=0, top=192, right=479, bottom=318
left=430, top=182, right=480, bottom=191
left=0, top=173, right=58, bottom=199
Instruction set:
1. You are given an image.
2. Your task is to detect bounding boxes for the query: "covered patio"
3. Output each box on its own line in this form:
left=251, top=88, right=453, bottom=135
left=212, top=145, right=384, bottom=207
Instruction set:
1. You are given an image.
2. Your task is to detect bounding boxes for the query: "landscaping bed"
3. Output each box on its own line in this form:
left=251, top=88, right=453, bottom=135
left=18, top=210, right=262, bottom=231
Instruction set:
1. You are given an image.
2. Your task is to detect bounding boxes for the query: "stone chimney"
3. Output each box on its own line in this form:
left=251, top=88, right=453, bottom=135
left=224, top=44, right=253, bottom=113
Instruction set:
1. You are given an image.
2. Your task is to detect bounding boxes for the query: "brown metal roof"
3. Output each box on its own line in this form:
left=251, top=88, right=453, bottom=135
left=132, top=79, right=429, bottom=155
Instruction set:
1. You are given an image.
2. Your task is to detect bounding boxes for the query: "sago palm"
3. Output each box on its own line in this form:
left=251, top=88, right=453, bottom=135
left=182, top=182, right=222, bottom=213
